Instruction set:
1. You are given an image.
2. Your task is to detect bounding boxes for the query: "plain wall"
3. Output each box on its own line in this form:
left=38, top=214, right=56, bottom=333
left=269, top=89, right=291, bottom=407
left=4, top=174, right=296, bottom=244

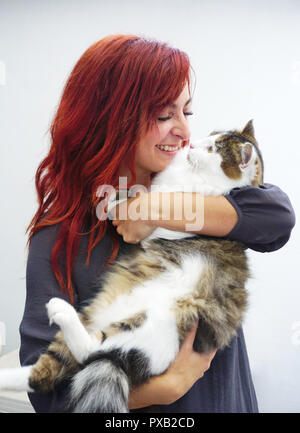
left=0, top=0, right=299, bottom=412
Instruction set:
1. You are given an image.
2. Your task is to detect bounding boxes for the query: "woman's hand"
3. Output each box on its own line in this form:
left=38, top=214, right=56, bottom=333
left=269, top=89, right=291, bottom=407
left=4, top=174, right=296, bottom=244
left=128, top=322, right=217, bottom=409
left=164, top=322, right=217, bottom=399
left=111, top=193, right=155, bottom=243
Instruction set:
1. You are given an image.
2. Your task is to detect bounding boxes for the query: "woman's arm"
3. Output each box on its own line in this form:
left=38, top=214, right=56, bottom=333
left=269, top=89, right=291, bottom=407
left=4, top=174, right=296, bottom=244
left=143, top=192, right=238, bottom=237
left=113, top=183, right=295, bottom=252
left=223, top=183, right=295, bottom=251
left=112, top=193, right=236, bottom=241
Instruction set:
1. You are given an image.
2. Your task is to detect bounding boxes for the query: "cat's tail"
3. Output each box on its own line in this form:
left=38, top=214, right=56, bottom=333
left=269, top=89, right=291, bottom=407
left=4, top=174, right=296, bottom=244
left=69, top=352, right=130, bottom=413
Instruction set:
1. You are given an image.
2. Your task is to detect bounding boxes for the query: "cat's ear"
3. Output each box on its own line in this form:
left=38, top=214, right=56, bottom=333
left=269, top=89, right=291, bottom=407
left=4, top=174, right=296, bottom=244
left=241, top=120, right=255, bottom=139
left=239, top=142, right=253, bottom=169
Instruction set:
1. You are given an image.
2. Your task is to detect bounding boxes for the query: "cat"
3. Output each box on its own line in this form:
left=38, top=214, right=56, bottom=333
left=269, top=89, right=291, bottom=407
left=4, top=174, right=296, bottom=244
left=0, top=120, right=263, bottom=413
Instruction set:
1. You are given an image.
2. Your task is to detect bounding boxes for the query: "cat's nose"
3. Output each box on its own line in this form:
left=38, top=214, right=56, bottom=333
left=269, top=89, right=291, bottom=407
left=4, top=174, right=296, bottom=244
left=190, top=140, right=202, bottom=149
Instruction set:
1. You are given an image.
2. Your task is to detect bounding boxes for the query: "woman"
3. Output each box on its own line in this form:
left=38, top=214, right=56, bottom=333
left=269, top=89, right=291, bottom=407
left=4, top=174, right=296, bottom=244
left=19, top=34, right=295, bottom=413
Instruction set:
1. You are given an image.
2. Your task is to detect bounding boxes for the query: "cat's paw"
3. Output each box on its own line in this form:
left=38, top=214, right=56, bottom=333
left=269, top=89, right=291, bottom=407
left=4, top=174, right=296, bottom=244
left=46, top=297, right=77, bottom=328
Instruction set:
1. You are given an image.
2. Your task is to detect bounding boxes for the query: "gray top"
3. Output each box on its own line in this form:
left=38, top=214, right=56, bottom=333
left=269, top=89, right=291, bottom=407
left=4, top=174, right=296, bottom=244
left=19, top=183, right=295, bottom=413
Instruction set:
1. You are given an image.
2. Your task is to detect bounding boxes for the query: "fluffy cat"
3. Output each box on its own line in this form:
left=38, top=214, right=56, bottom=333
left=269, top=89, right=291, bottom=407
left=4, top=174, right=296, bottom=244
left=0, top=120, right=263, bottom=413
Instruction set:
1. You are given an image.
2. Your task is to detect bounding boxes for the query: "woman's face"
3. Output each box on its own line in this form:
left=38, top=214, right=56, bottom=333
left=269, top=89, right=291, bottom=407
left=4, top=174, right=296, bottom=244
left=133, top=83, right=192, bottom=185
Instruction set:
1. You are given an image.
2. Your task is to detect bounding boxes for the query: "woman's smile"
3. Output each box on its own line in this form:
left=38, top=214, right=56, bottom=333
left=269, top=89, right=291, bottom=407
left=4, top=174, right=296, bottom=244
left=155, top=143, right=182, bottom=155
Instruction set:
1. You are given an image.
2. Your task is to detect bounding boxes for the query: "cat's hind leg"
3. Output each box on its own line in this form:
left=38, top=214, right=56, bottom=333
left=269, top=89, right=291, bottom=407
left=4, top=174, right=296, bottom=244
left=46, top=298, right=102, bottom=364
left=0, top=332, right=77, bottom=393
left=0, top=299, right=93, bottom=394
left=0, top=366, right=33, bottom=392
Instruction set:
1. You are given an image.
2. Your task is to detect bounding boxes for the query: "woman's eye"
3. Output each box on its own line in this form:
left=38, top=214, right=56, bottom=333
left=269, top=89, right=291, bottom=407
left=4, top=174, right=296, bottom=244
left=157, top=111, right=194, bottom=122
left=157, top=116, right=172, bottom=122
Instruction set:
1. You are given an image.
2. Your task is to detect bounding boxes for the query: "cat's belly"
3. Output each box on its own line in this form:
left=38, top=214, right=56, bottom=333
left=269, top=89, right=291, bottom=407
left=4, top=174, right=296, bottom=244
left=90, top=253, right=205, bottom=330
left=87, top=253, right=206, bottom=372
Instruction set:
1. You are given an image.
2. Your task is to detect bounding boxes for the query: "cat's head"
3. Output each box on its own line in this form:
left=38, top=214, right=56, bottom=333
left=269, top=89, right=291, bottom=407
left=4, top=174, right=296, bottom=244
left=188, top=120, right=264, bottom=187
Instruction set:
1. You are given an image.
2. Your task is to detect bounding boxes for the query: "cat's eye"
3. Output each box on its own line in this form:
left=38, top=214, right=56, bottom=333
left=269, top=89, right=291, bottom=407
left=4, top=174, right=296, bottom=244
left=207, top=146, right=213, bottom=153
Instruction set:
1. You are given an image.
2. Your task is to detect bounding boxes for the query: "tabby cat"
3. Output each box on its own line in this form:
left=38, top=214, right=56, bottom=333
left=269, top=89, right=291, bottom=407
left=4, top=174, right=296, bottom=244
left=0, top=120, right=263, bottom=413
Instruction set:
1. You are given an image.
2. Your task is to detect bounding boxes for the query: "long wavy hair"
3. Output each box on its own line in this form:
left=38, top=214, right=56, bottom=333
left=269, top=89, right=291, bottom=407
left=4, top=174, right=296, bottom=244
left=26, top=34, right=192, bottom=304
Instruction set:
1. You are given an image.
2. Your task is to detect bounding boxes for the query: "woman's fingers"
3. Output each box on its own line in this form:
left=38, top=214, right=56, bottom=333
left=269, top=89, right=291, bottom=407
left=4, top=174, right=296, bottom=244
left=180, top=321, right=199, bottom=353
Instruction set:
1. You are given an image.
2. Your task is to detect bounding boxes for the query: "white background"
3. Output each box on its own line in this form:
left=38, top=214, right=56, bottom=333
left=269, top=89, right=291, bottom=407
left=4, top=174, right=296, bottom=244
left=0, top=0, right=299, bottom=412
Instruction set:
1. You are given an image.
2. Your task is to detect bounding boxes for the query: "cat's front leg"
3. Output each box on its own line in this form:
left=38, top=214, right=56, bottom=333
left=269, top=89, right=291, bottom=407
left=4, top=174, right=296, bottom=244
left=46, top=298, right=102, bottom=364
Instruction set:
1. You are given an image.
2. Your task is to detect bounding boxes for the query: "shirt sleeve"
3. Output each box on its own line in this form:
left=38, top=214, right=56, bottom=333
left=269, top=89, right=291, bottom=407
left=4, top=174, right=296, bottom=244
left=224, top=183, right=296, bottom=252
left=19, top=224, right=76, bottom=413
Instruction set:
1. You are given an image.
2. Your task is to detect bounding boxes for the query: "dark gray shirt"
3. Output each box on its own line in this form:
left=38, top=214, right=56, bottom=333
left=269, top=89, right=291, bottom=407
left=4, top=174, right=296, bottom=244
left=19, top=183, right=295, bottom=413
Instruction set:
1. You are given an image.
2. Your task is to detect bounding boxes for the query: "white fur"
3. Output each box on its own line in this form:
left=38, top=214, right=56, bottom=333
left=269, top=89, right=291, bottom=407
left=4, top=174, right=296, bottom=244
left=144, top=138, right=258, bottom=242
left=46, top=298, right=101, bottom=363
left=0, top=366, right=33, bottom=392
left=152, top=137, right=256, bottom=197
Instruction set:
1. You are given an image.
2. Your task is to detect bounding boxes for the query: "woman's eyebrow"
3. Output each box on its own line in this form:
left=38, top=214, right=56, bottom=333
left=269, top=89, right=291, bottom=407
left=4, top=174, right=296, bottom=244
left=169, top=97, right=192, bottom=109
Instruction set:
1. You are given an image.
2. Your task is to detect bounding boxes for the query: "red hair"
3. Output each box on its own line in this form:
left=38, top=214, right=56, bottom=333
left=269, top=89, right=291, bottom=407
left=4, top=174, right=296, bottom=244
left=26, top=34, right=192, bottom=304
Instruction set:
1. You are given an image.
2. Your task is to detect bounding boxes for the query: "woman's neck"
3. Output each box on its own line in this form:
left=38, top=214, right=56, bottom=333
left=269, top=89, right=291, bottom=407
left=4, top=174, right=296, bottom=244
left=119, top=165, right=151, bottom=189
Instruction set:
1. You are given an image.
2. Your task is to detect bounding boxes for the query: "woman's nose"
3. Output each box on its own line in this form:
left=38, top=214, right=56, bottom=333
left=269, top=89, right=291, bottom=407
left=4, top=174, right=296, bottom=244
left=172, top=116, right=191, bottom=141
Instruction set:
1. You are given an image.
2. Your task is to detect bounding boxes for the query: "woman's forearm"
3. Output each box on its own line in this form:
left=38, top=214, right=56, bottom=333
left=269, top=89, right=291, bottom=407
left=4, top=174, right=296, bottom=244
left=145, top=192, right=238, bottom=237
left=128, top=373, right=175, bottom=409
